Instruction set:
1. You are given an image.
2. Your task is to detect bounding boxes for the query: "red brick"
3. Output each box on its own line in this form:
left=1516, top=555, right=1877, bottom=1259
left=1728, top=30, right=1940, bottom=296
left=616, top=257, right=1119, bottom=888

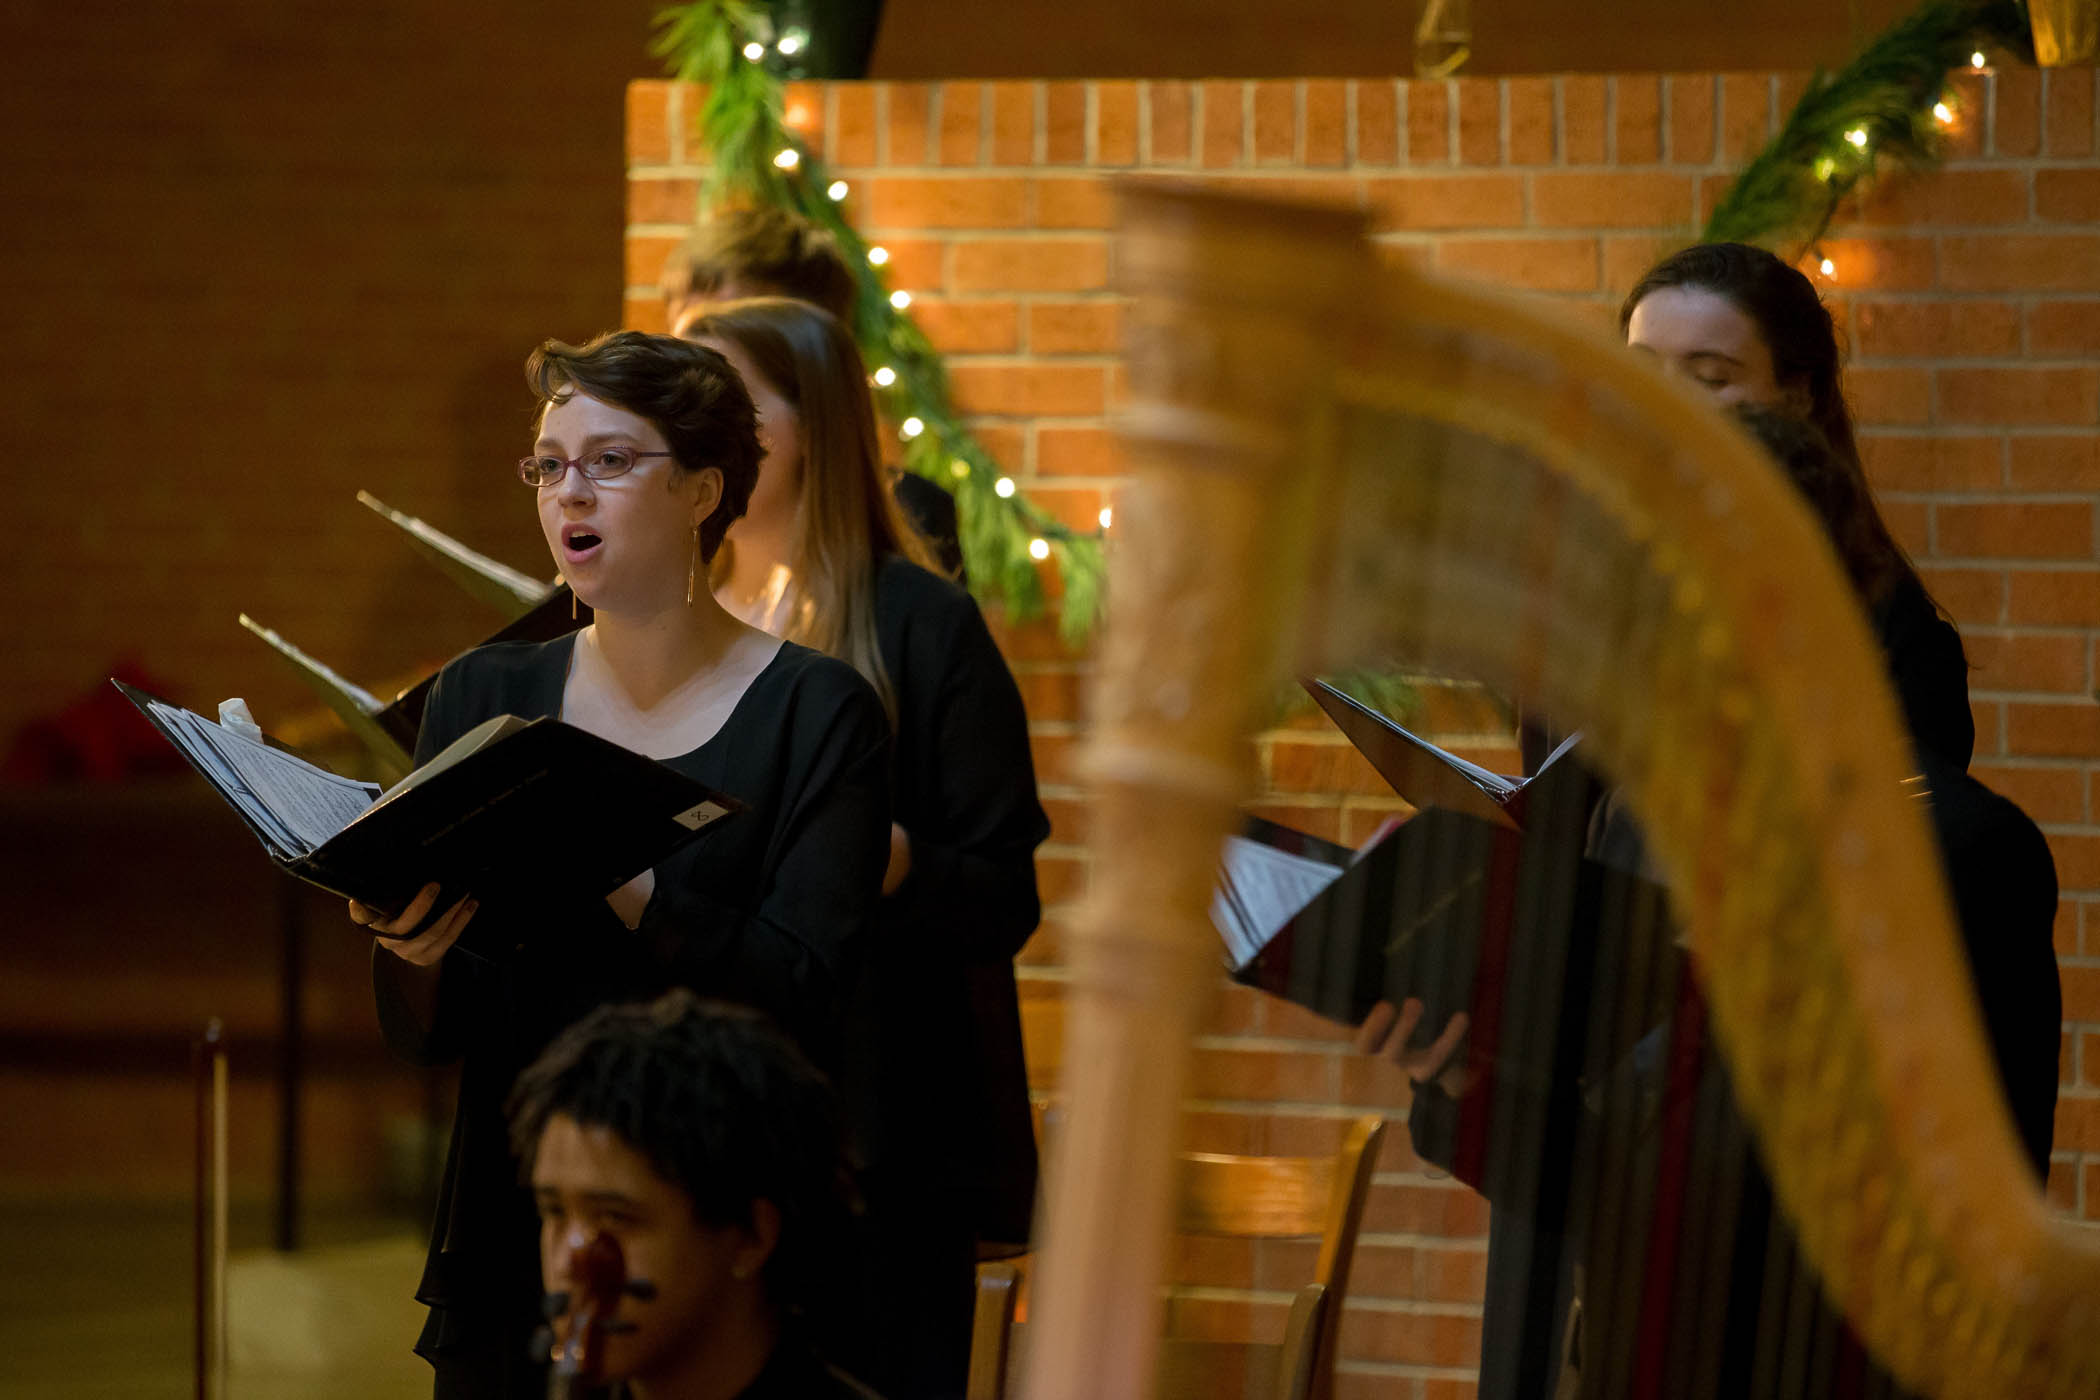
left=1340, top=802, right=1416, bottom=847
left=1882, top=498, right=1931, bottom=553
left=1027, top=301, right=1119, bottom=355
left=866, top=237, right=943, bottom=292
left=1617, top=75, right=1663, bottom=163
left=1846, top=367, right=1932, bottom=426
left=831, top=86, right=877, bottom=167
left=1024, top=728, right=1079, bottom=784
left=1149, top=80, right=1193, bottom=164
left=1338, top=1303, right=1484, bottom=1368
left=863, top=176, right=1027, bottom=229
left=1201, top=79, right=1244, bottom=169
left=1417, top=1242, right=1492, bottom=1303
left=1815, top=236, right=1935, bottom=291
left=1025, top=484, right=1108, bottom=534
left=780, top=82, right=825, bottom=154
left=936, top=81, right=982, bottom=165
left=1507, top=77, right=1555, bottom=165
left=884, top=82, right=931, bottom=165
left=1970, top=762, right=2088, bottom=824
left=1775, top=70, right=1813, bottom=120
left=621, top=292, right=668, bottom=334
left=1455, top=78, right=1499, bottom=164
left=1366, top=174, right=1524, bottom=231
left=1604, top=234, right=1675, bottom=297
left=626, top=81, right=671, bottom=166
left=1855, top=168, right=2030, bottom=227
left=1034, top=852, right=1085, bottom=904
left=2009, top=435, right=2100, bottom=491
left=2007, top=569, right=2100, bottom=626
left=989, top=81, right=1034, bottom=165
left=910, top=299, right=1019, bottom=354
left=949, top=364, right=1106, bottom=417
left=1858, top=435, right=2003, bottom=493
left=1244, top=800, right=1344, bottom=844
left=1408, top=79, right=1452, bottom=165
left=1044, top=81, right=1085, bottom=165
left=1720, top=73, right=1770, bottom=162
left=949, top=238, right=1109, bottom=294
left=1036, top=791, right=1089, bottom=841
left=1266, top=737, right=1393, bottom=795
left=2047, top=1154, right=2081, bottom=1212
left=1305, top=79, right=1347, bottom=168
left=1941, top=71, right=1988, bottom=159
left=1562, top=76, right=1607, bottom=164
left=1355, top=80, right=1399, bottom=165
left=1940, top=501, right=2095, bottom=559
left=626, top=176, right=698, bottom=227
left=1996, top=68, right=2043, bottom=158
left=1096, top=81, right=1139, bottom=166
left=2069, top=963, right=2100, bottom=1018
left=1031, top=175, right=1115, bottom=230
left=1916, top=566, right=2003, bottom=624
left=1166, top=1232, right=1256, bottom=1290
left=623, top=234, right=678, bottom=288
left=1533, top=171, right=1695, bottom=228
left=1437, top=237, right=1599, bottom=293
left=1855, top=300, right=2018, bottom=359
left=2008, top=703, right=2100, bottom=759
left=2037, top=170, right=2100, bottom=224
left=1669, top=73, right=1717, bottom=164
left=2047, top=69, right=2096, bottom=157
left=1967, top=632, right=2091, bottom=694
left=1422, top=1380, right=1482, bottom=1400
left=1037, top=426, right=1120, bottom=477
left=1253, top=80, right=1295, bottom=163
left=1945, top=234, right=2100, bottom=291
left=1938, top=368, right=2100, bottom=427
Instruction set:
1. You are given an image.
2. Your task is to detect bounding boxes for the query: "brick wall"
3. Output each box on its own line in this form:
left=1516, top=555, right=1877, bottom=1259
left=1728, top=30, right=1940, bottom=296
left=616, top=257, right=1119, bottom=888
left=628, top=71, right=2100, bottom=1399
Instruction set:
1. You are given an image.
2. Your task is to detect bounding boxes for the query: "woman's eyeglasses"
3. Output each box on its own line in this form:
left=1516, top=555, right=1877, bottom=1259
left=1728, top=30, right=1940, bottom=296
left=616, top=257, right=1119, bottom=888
left=518, top=446, right=674, bottom=487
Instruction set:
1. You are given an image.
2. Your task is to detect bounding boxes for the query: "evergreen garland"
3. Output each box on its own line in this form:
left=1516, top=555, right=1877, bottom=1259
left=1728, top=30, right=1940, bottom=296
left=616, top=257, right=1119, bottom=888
left=1704, top=0, right=2036, bottom=251
left=651, top=2, right=1106, bottom=643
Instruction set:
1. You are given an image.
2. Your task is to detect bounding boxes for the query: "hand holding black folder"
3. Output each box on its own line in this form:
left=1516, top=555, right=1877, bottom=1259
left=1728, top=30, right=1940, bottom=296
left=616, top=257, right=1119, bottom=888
left=117, top=681, right=740, bottom=942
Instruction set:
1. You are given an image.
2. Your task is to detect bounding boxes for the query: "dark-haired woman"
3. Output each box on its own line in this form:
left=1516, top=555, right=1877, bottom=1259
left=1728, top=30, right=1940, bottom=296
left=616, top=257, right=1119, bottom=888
left=678, top=297, right=1049, bottom=1400
left=357, top=331, right=892, bottom=1400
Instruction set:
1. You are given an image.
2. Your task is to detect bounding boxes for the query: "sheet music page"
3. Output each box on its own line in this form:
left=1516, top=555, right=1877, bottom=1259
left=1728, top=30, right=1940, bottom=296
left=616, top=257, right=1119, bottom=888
left=1210, top=836, right=1345, bottom=968
left=159, top=704, right=378, bottom=855
left=151, top=704, right=305, bottom=857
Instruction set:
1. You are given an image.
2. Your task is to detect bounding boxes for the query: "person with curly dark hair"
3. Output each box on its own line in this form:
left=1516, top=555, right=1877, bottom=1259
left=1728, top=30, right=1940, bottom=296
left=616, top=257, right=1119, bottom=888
left=510, top=990, right=881, bottom=1400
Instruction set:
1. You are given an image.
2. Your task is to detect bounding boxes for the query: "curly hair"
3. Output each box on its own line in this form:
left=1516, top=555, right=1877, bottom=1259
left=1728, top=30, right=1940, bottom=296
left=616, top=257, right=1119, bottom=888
left=525, top=331, right=762, bottom=563
left=506, top=990, right=858, bottom=1317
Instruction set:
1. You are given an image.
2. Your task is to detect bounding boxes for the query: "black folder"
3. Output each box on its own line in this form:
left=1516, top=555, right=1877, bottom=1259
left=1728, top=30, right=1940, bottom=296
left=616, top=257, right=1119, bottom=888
left=117, top=681, right=739, bottom=943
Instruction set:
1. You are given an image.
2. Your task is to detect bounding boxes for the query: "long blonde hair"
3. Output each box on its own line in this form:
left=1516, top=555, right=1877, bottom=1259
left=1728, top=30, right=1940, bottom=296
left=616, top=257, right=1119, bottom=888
left=681, top=296, right=944, bottom=723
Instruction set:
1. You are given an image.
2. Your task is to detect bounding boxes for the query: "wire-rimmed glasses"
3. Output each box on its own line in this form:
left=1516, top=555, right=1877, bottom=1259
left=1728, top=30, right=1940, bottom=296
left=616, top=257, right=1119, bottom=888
left=518, top=445, right=674, bottom=487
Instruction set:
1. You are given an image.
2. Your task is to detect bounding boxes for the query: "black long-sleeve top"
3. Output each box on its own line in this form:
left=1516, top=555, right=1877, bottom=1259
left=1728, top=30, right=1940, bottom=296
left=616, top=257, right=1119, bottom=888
left=371, top=633, right=889, bottom=1378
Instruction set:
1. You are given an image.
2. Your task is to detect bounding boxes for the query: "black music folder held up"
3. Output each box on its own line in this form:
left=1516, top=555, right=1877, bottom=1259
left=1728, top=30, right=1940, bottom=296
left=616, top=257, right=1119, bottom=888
left=1211, top=680, right=1670, bottom=1037
left=117, top=681, right=738, bottom=938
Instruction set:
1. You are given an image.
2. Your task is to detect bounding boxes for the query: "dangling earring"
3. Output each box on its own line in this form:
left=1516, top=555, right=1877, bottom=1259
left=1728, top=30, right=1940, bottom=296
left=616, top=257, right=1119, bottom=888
left=686, top=523, right=699, bottom=606
left=570, top=589, right=577, bottom=621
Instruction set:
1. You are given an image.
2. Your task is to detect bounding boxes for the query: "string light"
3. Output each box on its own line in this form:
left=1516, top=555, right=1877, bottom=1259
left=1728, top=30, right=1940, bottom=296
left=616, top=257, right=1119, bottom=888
left=742, top=41, right=765, bottom=61
left=777, top=32, right=804, bottom=56
left=872, top=366, right=897, bottom=387
left=1819, top=255, right=1836, bottom=278
left=1814, top=157, right=1837, bottom=181
left=994, top=477, right=1017, bottom=498
left=890, top=290, right=912, bottom=310
left=1098, top=505, right=1113, bottom=529
left=867, top=246, right=890, bottom=266
left=1933, top=101, right=1954, bottom=125
left=1970, top=50, right=1987, bottom=69
left=951, top=459, right=970, bottom=479
left=900, top=416, right=924, bottom=439
left=827, top=180, right=849, bottom=201
left=1028, top=538, right=1050, bottom=561
left=1845, top=127, right=1869, bottom=149
left=772, top=148, right=800, bottom=170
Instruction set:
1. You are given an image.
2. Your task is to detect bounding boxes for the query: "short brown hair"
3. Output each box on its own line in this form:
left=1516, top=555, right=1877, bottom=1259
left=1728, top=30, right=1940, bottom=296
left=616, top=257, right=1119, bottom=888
left=525, top=331, right=762, bottom=562
left=659, top=206, right=859, bottom=324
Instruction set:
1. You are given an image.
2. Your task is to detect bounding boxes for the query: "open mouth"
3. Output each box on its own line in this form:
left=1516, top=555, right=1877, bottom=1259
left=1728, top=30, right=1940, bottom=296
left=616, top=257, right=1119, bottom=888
left=562, top=527, right=603, bottom=553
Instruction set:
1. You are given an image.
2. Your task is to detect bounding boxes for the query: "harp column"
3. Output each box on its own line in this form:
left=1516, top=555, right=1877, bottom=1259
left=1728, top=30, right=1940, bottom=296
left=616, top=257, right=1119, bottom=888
left=1019, top=188, right=1370, bottom=1400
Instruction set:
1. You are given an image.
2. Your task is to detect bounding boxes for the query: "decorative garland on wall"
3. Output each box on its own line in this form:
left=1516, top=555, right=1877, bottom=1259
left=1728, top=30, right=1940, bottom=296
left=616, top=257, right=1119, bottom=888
left=650, top=0, right=2043, bottom=645
left=652, top=2, right=1105, bottom=643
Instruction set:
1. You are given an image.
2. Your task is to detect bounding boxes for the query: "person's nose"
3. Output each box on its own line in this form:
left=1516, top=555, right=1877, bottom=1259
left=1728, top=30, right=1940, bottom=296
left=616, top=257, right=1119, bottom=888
left=555, top=466, right=597, bottom=509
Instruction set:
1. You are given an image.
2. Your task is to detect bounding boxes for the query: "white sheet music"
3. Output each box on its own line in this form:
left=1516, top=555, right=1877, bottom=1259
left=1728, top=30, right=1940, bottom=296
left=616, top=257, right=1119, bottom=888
left=151, top=701, right=379, bottom=857
left=1210, top=836, right=1345, bottom=969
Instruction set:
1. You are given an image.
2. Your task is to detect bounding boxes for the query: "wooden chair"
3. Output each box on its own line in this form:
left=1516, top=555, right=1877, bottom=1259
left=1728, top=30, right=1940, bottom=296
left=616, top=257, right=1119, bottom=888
left=969, top=1115, right=1384, bottom=1400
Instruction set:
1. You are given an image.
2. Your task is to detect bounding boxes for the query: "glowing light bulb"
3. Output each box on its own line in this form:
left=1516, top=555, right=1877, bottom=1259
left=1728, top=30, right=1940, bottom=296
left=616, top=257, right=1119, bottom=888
left=827, top=180, right=849, bottom=201
left=890, top=290, right=912, bottom=310
left=1098, top=506, right=1113, bottom=529
left=867, top=246, right=890, bottom=266
left=1845, top=127, right=1869, bottom=149
left=872, top=366, right=897, bottom=387
left=742, top=41, right=765, bottom=61
left=773, top=148, right=800, bottom=170
left=1933, top=101, right=1954, bottom=125
left=778, top=33, right=804, bottom=56
left=951, top=459, right=970, bottom=479
left=1819, top=257, right=1836, bottom=278
left=1028, top=537, right=1050, bottom=561
left=994, top=477, right=1016, bottom=498
left=1971, top=51, right=1987, bottom=69
left=901, top=417, right=924, bottom=439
